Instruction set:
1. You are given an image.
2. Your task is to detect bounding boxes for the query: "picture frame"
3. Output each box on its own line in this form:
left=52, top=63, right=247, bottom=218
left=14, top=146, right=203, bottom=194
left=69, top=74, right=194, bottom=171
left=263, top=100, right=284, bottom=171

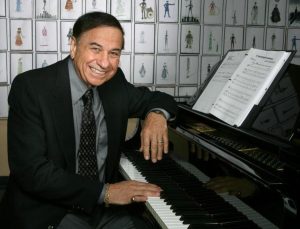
left=10, top=53, right=33, bottom=83
left=119, top=53, right=131, bottom=82
left=36, top=53, right=58, bottom=68
left=133, top=54, right=154, bottom=84
left=35, top=0, right=58, bottom=19
left=203, top=0, right=223, bottom=25
left=180, top=24, right=200, bottom=54
left=200, top=55, right=220, bottom=84
left=287, top=29, right=300, bottom=56
left=225, top=0, right=246, bottom=25
left=202, top=25, right=222, bottom=55
left=120, top=22, right=132, bottom=53
left=157, top=23, right=178, bottom=54
left=158, top=0, right=179, bottom=22
left=0, top=52, right=7, bottom=84
left=10, top=0, right=33, bottom=18
left=0, top=86, right=8, bottom=118
left=111, top=0, right=131, bottom=21
left=10, top=19, right=32, bottom=51
left=36, top=21, right=58, bottom=52
left=265, top=28, right=284, bottom=51
left=288, top=0, right=300, bottom=26
left=223, top=26, right=244, bottom=53
left=60, top=0, right=83, bottom=20
left=181, top=0, right=201, bottom=23
left=85, top=0, right=107, bottom=13
left=135, top=0, right=156, bottom=23
left=0, top=18, right=7, bottom=50
left=267, top=0, right=286, bottom=27
left=247, top=0, right=266, bottom=26
left=245, top=27, right=265, bottom=49
left=156, top=55, right=177, bottom=85
left=134, top=23, right=155, bottom=53
left=0, top=0, right=6, bottom=17
left=60, top=21, right=75, bottom=53
left=179, top=55, right=199, bottom=85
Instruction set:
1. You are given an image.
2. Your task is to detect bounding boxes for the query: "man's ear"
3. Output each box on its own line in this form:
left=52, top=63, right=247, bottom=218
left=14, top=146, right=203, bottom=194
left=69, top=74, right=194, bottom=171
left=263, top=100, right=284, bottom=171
left=70, top=37, right=76, bottom=59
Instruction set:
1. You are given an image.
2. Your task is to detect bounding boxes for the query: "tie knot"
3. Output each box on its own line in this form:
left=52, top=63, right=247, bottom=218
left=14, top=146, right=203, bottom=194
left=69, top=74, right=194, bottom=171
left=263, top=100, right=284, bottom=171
left=82, top=89, right=93, bottom=106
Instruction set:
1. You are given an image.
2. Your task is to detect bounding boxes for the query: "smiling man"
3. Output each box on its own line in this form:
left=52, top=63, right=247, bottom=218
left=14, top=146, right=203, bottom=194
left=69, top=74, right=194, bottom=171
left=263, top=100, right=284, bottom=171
left=0, top=12, right=177, bottom=229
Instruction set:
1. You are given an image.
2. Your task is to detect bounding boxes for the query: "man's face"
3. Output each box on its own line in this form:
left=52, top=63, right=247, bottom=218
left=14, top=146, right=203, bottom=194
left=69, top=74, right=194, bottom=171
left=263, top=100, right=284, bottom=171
left=70, top=26, right=123, bottom=87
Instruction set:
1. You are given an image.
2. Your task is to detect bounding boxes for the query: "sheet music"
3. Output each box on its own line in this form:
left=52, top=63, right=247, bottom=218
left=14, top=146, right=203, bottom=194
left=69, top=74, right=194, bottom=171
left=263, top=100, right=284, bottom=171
left=193, top=50, right=248, bottom=113
left=210, top=49, right=291, bottom=126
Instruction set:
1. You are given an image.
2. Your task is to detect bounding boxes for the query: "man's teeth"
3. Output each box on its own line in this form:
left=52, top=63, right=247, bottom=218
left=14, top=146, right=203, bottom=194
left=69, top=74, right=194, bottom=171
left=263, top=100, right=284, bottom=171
left=91, top=67, right=103, bottom=74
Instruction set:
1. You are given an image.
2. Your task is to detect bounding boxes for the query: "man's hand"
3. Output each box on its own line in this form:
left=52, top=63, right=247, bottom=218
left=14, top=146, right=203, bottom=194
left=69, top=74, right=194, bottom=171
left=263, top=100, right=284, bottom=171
left=108, top=181, right=161, bottom=205
left=139, top=111, right=168, bottom=163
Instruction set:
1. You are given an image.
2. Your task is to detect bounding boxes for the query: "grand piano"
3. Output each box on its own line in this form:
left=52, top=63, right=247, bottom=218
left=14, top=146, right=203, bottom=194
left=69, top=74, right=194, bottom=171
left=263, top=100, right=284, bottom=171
left=120, top=64, right=300, bottom=229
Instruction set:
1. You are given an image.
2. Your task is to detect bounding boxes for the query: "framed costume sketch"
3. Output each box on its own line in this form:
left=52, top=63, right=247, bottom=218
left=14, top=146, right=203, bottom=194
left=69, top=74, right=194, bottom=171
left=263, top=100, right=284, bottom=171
left=61, top=0, right=83, bottom=19
left=10, top=53, right=33, bottom=83
left=0, top=0, right=6, bottom=16
left=134, top=23, right=155, bottom=53
left=119, top=54, right=131, bottom=82
left=287, top=29, right=300, bottom=56
left=0, top=86, right=8, bottom=117
left=120, top=22, right=132, bottom=53
left=135, top=0, right=155, bottom=23
left=36, top=21, right=57, bottom=52
left=181, top=0, right=201, bottom=23
left=10, top=19, right=32, bottom=51
left=155, top=87, right=175, bottom=96
left=180, top=24, right=200, bottom=54
left=288, top=0, right=300, bottom=26
left=156, top=55, right=176, bottom=85
left=0, top=52, right=7, bottom=84
left=158, top=0, right=179, bottom=22
left=245, top=27, right=264, bottom=49
left=247, top=0, right=266, bottom=25
left=200, top=55, right=220, bottom=84
left=265, top=28, right=284, bottom=50
left=223, top=26, right=244, bottom=53
left=179, top=55, right=199, bottom=85
left=133, top=54, right=154, bottom=84
left=35, top=0, right=58, bottom=19
left=111, top=0, right=131, bottom=21
left=225, top=0, right=246, bottom=25
left=60, top=21, right=75, bottom=52
left=0, top=19, right=7, bottom=50
left=10, top=0, right=33, bottom=18
left=85, top=0, right=107, bottom=13
left=202, top=25, right=222, bottom=55
left=157, top=23, right=178, bottom=54
left=36, top=53, right=58, bottom=69
left=203, top=0, right=223, bottom=25
left=267, top=0, right=286, bottom=27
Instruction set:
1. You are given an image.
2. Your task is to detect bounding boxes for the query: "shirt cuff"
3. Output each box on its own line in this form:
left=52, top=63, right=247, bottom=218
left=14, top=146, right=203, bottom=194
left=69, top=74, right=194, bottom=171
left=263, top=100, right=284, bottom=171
left=98, top=183, right=108, bottom=204
left=148, top=108, right=172, bottom=121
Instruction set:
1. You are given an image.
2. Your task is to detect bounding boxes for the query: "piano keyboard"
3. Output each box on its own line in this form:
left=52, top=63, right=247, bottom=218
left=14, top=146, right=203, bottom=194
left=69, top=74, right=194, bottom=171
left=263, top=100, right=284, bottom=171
left=119, top=151, right=279, bottom=229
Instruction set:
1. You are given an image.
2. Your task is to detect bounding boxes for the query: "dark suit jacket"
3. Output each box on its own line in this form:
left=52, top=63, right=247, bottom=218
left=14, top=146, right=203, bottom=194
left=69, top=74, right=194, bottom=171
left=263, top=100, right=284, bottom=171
left=0, top=57, right=177, bottom=229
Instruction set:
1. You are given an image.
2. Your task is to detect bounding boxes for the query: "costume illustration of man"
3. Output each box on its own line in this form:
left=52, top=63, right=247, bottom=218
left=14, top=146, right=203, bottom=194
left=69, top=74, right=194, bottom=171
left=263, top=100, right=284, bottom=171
left=252, top=36, right=256, bottom=48
left=209, top=1, right=216, bottom=15
left=292, top=35, right=298, bottom=50
left=163, top=0, right=175, bottom=18
left=230, top=33, right=236, bottom=49
left=15, top=27, right=23, bottom=46
left=271, top=4, right=280, bottom=23
left=186, top=0, right=193, bottom=19
left=65, top=0, right=73, bottom=11
left=41, top=26, right=48, bottom=46
left=208, top=31, right=213, bottom=50
left=271, top=33, right=276, bottom=50
left=251, top=2, right=258, bottom=24
left=41, top=59, right=48, bottom=68
left=140, top=0, right=147, bottom=19
left=161, top=63, right=168, bottom=79
left=92, top=0, right=97, bottom=9
left=67, top=28, right=73, bottom=45
left=185, top=30, right=193, bottom=48
left=186, top=57, right=190, bottom=78
left=139, top=63, right=146, bottom=77
left=232, top=10, right=237, bottom=25
left=164, top=30, right=168, bottom=50
left=17, top=57, right=23, bottom=74
left=16, top=0, right=22, bottom=12
left=139, top=31, right=145, bottom=43
left=207, top=63, right=211, bottom=73
left=42, top=0, right=47, bottom=12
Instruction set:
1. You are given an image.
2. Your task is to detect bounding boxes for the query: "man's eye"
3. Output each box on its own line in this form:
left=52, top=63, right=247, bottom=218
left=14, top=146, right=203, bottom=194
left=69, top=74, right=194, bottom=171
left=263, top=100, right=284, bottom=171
left=110, top=52, right=121, bottom=58
left=92, top=47, right=100, bottom=52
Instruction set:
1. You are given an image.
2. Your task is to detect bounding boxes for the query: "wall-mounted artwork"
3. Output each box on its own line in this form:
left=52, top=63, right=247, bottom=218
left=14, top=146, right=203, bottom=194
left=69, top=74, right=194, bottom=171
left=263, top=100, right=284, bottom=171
left=119, top=54, right=131, bottom=82
left=133, top=54, right=154, bottom=84
left=287, top=29, right=300, bottom=56
left=156, top=55, right=176, bottom=85
left=120, top=22, right=132, bottom=53
left=10, top=0, right=33, bottom=18
left=265, top=28, right=284, bottom=50
left=288, top=0, right=300, bottom=26
left=36, top=53, right=58, bottom=69
left=60, top=21, right=75, bottom=52
left=0, top=19, right=7, bottom=50
left=0, top=0, right=6, bottom=16
left=223, top=26, right=244, bottom=53
left=267, top=0, right=286, bottom=27
left=135, top=0, right=156, bottom=23
left=10, top=53, right=33, bottom=83
left=181, top=0, right=200, bottom=23
left=10, top=19, right=32, bottom=51
left=35, top=0, right=58, bottom=19
left=247, top=0, right=266, bottom=25
left=0, top=52, right=7, bottom=84
left=180, top=24, right=200, bottom=54
left=85, top=0, right=107, bottom=13
left=36, top=21, right=57, bottom=52
left=201, top=55, right=220, bottom=83
left=202, top=25, right=222, bottom=55
left=0, top=86, right=8, bottom=117
left=111, top=0, right=131, bottom=20
left=203, top=0, right=223, bottom=24
left=179, top=55, right=198, bottom=84
left=158, top=0, right=179, bottom=22
left=245, top=27, right=265, bottom=49
left=61, top=0, right=83, bottom=19
left=157, top=23, right=178, bottom=54
left=134, top=23, right=155, bottom=53
left=225, top=0, right=246, bottom=25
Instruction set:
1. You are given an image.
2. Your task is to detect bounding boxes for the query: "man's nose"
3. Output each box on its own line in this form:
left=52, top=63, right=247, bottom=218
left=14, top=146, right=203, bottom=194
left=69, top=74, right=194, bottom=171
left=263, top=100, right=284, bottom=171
left=97, top=52, right=110, bottom=68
